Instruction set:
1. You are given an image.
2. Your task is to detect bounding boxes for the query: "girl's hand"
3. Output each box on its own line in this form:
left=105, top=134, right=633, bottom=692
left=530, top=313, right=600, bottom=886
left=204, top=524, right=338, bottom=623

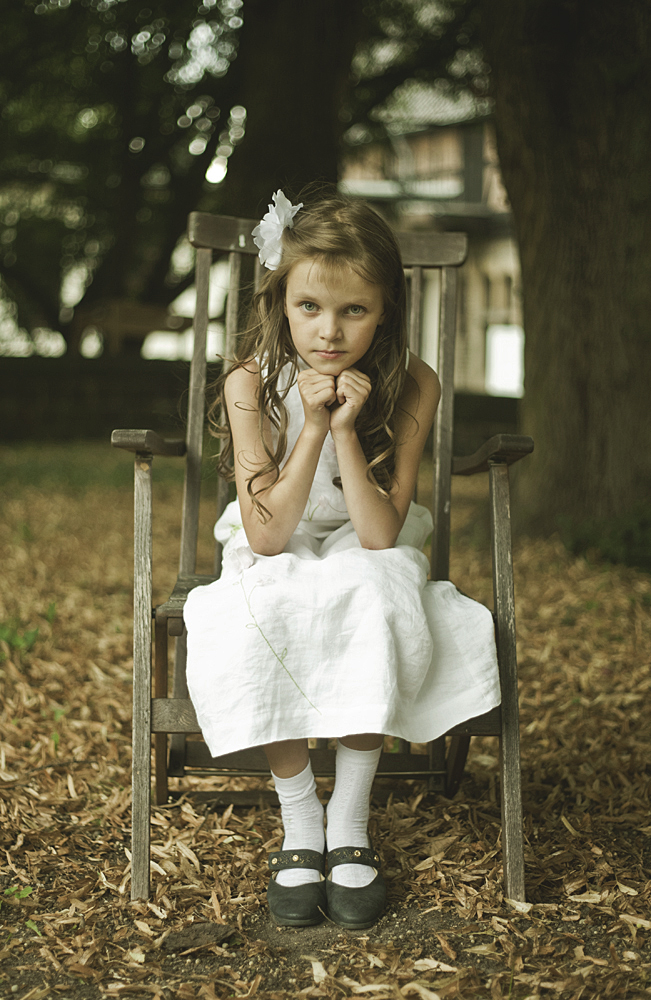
left=329, top=368, right=371, bottom=436
left=297, top=368, right=336, bottom=435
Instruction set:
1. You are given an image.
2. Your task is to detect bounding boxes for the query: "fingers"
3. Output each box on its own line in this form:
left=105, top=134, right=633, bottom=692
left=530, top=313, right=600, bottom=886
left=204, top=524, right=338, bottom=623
left=334, top=368, right=371, bottom=408
left=298, top=369, right=337, bottom=407
left=297, top=370, right=336, bottom=434
left=329, top=369, right=372, bottom=435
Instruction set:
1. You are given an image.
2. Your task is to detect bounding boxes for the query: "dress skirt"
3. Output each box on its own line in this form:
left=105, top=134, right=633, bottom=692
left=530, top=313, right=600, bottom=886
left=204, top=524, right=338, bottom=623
left=184, top=499, right=501, bottom=759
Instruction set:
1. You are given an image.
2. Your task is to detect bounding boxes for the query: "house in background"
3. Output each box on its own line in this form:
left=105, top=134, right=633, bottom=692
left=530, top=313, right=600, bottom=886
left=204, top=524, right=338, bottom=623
left=339, top=84, right=524, bottom=399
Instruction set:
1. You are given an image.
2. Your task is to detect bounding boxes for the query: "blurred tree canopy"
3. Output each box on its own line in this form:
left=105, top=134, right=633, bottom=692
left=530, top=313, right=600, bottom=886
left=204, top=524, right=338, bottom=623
left=1, top=0, right=247, bottom=352
left=2, top=0, right=651, bottom=545
left=0, top=0, right=369, bottom=353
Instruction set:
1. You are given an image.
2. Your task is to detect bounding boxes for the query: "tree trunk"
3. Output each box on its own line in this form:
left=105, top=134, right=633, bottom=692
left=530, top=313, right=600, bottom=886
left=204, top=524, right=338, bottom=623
left=218, top=0, right=366, bottom=219
left=480, top=0, right=651, bottom=529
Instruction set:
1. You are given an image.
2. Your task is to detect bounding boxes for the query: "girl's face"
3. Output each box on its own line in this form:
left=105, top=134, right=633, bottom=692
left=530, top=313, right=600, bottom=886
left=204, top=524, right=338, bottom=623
left=284, top=257, right=385, bottom=376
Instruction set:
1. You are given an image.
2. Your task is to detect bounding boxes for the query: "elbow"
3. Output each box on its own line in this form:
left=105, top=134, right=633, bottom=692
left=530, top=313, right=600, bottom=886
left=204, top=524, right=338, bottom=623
left=247, top=536, right=284, bottom=557
left=244, top=527, right=286, bottom=557
left=251, top=543, right=284, bottom=557
left=359, top=533, right=398, bottom=551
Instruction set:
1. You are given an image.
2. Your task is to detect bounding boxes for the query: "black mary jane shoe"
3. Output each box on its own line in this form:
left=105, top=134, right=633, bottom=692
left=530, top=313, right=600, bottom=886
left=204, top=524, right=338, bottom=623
left=326, top=846, right=387, bottom=930
left=267, top=849, right=327, bottom=927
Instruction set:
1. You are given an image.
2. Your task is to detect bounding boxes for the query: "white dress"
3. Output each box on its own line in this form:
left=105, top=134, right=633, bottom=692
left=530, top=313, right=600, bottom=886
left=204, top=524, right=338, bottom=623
left=184, top=361, right=501, bottom=758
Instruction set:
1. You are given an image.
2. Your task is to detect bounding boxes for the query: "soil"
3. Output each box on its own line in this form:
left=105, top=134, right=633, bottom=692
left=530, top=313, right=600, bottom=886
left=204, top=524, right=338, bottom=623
left=2, top=452, right=651, bottom=998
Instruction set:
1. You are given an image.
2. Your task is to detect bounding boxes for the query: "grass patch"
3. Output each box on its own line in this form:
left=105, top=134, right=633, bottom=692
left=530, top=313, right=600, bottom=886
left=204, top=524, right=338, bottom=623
left=0, top=438, right=224, bottom=494
left=559, top=503, right=651, bottom=573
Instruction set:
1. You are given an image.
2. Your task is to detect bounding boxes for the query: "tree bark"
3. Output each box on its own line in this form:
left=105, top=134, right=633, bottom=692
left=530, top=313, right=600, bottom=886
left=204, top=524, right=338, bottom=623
left=480, top=0, right=651, bottom=528
left=217, top=0, right=367, bottom=218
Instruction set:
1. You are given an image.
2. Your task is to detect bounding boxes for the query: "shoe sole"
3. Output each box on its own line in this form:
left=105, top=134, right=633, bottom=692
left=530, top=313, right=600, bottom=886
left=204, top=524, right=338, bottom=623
left=269, top=913, right=325, bottom=927
left=329, top=916, right=379, bottom=930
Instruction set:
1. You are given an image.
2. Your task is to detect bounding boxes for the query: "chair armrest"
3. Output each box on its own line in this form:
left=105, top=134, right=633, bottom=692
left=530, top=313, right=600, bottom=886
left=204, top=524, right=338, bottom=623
left=452, top=433, right=534, bottom=476
left=111, top=429, right=186, bottom=457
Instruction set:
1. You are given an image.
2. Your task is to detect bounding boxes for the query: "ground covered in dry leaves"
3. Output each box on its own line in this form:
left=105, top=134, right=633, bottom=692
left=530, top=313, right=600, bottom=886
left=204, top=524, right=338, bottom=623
left=1, top=442, right=650, bottom=1000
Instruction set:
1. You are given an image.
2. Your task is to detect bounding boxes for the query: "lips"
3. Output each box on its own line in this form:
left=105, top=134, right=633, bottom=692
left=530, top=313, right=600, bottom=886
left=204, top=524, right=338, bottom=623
left=315, top=351, right=344, bottom=358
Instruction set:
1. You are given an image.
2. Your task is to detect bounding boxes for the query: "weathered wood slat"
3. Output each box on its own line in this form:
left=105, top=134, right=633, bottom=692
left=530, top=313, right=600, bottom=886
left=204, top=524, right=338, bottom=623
left=490, top=462, right=526, bottom=902
left=225, top=252, right=241, bottom=361
left=188, top=212, right=259, bottom=254
left=408, top=266, right=423, bottom=356
left=151, top=698, right=502, bottom=738
left=179, top=246, right=211, bottom=576
left=453, top=434, right=534, bottom=477
left=188, top=211, right=468, bottom=268
left=181, top=741, right=443, bottom=777
left=396, top=231, right=467, bottom=267
left=154, top=618, right=168, bottom=806
left=131, top=452, right=153, bottom=901
left=155, top=574, right=218, bottom=620
left=213, top=475, right=229, bottom=577
left=168, top=785, right=448, bottom=806
left=430, top=266, right=457, bottom=582
left=169, top=631, right=189, bottom=778
left=111, top=429, right=185, bottom=456
left=153, top=697, right=201, bottom=732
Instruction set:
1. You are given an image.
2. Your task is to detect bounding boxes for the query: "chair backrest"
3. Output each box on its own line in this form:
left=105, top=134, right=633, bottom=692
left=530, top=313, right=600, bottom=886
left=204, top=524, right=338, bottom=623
left=184, top=211, right=467, bottom=583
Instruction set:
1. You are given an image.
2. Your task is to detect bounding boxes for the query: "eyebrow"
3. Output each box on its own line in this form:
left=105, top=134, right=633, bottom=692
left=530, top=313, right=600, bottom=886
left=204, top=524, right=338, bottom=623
left=288, top=287, right=375, bottom=305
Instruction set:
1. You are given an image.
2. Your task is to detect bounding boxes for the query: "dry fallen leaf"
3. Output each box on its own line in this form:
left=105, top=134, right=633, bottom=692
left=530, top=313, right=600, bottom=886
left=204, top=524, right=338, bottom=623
left=1, top=455, right=651, bottom=1000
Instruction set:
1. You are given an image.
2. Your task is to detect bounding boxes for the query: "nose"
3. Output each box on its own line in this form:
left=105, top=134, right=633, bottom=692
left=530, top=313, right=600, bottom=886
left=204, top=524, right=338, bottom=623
left=318, top=311, right=342, bottom=344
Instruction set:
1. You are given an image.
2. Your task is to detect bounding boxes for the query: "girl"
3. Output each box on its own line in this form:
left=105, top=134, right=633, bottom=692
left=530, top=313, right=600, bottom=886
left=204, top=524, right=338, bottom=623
left=184, top=191, right=501, bottom=930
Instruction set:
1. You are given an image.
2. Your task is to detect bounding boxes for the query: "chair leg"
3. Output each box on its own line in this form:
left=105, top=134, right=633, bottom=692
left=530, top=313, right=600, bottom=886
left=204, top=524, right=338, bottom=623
left=427, top=736, right=446, bottom=793
left=169, top=630, right=188, bottom=776
left=154, top=617, right=169, bottom=807
left=131, top=451, right=153, bottom=901
left=500, top=727, right=525, bottom=901
left=489, top=461, right=526, bottom=901
left=445, top=734, right=471, bottom=798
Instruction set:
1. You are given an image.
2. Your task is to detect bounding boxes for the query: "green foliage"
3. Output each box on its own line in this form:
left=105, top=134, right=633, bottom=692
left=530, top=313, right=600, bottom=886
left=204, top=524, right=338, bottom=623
left=0, top=0, right=246, bottom=339
left=0, top=621, right=39, bottom=655
left=559, top=504, right=651, bottom=573
left=1, top=888, right=41, bottom=936
left=1, top=886, right=33, bottom=909
left=346, top=0, right=484, bottom=138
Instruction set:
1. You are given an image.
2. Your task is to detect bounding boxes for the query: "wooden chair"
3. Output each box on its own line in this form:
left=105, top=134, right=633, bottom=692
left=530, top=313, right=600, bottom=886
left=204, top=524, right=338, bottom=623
left=112, top=211, right=533, bottom=903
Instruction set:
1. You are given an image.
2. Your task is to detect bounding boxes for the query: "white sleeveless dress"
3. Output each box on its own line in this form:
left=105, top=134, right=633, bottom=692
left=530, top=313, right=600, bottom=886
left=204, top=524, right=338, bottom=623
left=184, top=361, right=501, bottom=758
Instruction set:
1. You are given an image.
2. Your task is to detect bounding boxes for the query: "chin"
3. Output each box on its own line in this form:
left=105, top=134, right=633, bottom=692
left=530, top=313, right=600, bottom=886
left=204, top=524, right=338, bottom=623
left=311, top=357, right=348, bottom=375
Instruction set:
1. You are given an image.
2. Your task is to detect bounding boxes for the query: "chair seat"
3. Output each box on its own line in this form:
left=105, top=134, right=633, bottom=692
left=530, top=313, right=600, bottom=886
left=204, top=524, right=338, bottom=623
left=151, top=698, right=502, bottom=738
left=155, top=573, right=217, bottom=634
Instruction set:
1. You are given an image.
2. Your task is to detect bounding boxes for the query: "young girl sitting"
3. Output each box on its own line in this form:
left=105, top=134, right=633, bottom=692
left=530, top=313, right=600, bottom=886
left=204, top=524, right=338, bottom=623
left=184, top=191, right=501, bottom=930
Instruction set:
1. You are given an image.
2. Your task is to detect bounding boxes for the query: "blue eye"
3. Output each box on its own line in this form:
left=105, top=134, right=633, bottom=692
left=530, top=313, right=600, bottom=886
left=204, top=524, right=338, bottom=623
left=348, top=304, right=364, bottom=315
left=301, top=301, right=318, bottom=313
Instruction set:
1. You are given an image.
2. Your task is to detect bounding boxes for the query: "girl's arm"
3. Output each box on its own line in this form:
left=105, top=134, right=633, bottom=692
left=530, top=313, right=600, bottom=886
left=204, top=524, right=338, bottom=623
left=225, top=362, right=333, bottom=555
left=332, top=354, right=441, bottom=549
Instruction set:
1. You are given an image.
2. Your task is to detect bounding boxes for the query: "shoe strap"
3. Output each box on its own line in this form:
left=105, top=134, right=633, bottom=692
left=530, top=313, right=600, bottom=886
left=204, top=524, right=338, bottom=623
left=326, top=846, right=380, bottom=869
left=268, top=849, right=324, bottom=872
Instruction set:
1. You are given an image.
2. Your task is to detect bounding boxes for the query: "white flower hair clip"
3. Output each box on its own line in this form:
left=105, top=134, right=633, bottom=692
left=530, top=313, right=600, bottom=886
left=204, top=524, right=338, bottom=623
left=251, top=190, right=303, bottom=270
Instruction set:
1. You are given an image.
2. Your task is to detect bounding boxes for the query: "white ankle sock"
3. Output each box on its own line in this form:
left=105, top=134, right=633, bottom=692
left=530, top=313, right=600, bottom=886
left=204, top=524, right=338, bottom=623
left=272, top=761, right=325, bottom=887
left=326, top=740, right=382, bottom=888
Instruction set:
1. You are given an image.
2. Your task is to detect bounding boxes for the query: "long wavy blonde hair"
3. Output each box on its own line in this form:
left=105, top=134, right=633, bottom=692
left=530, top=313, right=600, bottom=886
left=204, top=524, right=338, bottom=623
left=210, top=195, right=409, bottom=517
